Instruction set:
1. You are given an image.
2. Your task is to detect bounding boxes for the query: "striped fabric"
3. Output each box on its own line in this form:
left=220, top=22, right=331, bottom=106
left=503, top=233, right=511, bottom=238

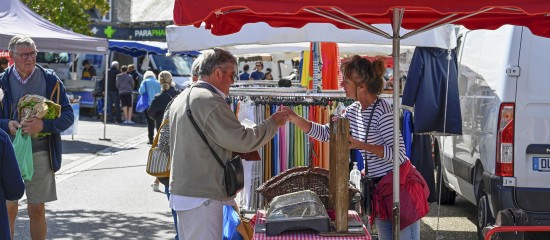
left=253, top=210, right=371, bottom=240
left=308, top=99, right=406, bottom=178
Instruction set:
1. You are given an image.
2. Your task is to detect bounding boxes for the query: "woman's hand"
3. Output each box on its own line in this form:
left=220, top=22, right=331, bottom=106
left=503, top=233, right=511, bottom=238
left=349, top=135, right=364, bottom=149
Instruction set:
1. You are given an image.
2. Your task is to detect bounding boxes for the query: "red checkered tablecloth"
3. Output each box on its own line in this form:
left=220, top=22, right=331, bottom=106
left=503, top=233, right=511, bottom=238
left=252, top=210, right=371, bottom=240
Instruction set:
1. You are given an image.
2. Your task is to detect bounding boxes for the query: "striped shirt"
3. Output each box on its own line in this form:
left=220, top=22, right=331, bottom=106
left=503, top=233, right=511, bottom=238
left=308, top=99, right=406, bottom=178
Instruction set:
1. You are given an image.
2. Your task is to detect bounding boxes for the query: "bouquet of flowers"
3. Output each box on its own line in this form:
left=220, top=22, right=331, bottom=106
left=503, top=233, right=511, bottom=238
left=17, top=94, right=61, bottom=138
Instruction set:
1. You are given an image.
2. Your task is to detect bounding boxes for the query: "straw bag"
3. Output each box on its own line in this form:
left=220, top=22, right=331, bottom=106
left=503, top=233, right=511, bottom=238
left=146, top=119, right=171, bottom=177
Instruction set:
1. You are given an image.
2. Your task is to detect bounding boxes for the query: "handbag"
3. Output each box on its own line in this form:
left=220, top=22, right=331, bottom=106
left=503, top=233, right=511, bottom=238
left=372, top=160, right=430, bottom=229
left=146, top=92, right=179, bottom=177
left=358, top=99, right=380, bottom=216
left=146, top=118, right=171, bottom=177
left=135, top=81, right=148, bottom=113
left=186, top=85, right=244, bottom=197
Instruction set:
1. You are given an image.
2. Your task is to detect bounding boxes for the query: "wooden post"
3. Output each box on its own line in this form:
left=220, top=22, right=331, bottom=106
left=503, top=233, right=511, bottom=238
left=329, top=115, right=350, bottom=232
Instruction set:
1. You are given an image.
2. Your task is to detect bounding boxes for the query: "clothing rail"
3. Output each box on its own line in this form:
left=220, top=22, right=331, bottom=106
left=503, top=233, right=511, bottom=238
left=229, top=88, right=346, bottom=97
left=232, top=80, right=302, bottom=87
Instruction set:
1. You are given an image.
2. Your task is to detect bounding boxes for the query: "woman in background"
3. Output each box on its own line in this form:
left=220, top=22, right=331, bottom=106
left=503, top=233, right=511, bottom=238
left=250, top=61, right=265, bottom=80
left=138, top=71, right=161, bottom=145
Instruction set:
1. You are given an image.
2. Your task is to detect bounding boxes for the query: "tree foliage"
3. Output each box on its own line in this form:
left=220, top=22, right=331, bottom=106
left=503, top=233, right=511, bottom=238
left=21, top=0, right=110, bottom=36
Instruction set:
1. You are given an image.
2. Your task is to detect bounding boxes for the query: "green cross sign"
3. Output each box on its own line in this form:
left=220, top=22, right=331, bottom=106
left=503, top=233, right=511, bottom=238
left=104, top=26, right=116, bottom=38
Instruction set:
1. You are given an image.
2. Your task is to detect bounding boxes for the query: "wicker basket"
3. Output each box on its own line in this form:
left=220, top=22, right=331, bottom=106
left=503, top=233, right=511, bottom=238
left=256, top=166, right=359, bottom=210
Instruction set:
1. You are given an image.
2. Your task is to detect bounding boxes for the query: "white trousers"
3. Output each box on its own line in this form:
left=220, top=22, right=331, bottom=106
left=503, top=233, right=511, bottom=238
left=176, top=199, right=224, bottom=240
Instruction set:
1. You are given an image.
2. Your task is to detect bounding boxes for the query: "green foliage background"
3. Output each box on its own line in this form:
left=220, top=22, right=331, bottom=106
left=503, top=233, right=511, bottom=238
left=21, top=0, right=110, bottom=35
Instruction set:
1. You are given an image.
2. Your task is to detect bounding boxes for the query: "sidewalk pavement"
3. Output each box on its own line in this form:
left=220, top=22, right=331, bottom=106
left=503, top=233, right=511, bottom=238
left=60, top=115, right=149, bottom=167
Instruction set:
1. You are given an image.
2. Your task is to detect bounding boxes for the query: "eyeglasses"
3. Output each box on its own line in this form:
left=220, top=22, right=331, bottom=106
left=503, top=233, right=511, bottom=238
left=14, top=51, right=38, bottom=60
left=256, top=65, right=262, bottom=67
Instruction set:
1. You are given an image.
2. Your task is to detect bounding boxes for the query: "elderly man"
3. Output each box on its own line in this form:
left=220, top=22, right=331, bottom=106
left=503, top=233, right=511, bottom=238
left=169, top=48, right=288, bottom=239
left=0, top=35, right=74, bottom=239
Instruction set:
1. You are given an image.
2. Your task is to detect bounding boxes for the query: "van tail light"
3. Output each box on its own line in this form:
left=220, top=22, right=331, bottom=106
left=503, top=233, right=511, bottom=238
left=496, top=103, right=514, bottom=177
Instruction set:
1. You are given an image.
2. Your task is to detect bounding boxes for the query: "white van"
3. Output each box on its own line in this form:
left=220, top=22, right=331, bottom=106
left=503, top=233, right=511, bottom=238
left=436, top=25, right=550, bottom=239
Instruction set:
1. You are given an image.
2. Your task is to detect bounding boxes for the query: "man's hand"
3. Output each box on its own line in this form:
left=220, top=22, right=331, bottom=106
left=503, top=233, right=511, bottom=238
left=8, top=120, right=22, bottom=135
left=270, top=108, right=289, bottom=127
left=21, top=117, right=44, bottom=135
left=279, top=106, right=299, bottom=123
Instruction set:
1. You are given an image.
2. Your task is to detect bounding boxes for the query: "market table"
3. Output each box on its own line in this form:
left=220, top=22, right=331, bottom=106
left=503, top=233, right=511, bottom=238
left=251, top=210, right=371, bottom=240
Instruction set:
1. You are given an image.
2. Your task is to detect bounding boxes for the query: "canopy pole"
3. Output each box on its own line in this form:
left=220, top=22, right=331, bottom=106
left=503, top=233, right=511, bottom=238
left=100, top=53, right=111, bottom=141
left=391, top=8, right=404, bottom=240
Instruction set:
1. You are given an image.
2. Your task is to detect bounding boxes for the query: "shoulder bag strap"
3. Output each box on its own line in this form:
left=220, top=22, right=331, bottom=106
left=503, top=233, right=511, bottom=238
left=185, top=86, right=225, bottom=169
left=50, top=81, right=60, bottom=104
left=363, top=99, right=380, bottom=175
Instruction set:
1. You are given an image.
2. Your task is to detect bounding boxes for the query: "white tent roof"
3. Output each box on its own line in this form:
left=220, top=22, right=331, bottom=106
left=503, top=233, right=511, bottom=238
left=166, top=22, right=456, bottom=52
left=0, top=0, right=108, bottom=53
left=223, top=42, right=414, bottom=57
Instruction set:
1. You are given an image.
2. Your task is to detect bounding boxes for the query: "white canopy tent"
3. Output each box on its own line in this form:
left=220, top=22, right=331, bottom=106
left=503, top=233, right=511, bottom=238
left=166, top=22, right=455, bottom=52
left=221, top=42, right=414, bottom=57
left=166, top=22, right=454, bottom=85
left=0, top=0, right=108, bottom=53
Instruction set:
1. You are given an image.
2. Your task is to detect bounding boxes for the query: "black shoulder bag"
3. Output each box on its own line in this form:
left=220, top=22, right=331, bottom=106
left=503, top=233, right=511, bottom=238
left=359, top=99, right=380, bottom=216
left=186, top=85, right=244, bottom=197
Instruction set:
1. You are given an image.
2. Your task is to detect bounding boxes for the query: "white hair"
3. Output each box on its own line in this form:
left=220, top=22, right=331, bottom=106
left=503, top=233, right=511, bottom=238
left=143, top=70, right=156, bottom=80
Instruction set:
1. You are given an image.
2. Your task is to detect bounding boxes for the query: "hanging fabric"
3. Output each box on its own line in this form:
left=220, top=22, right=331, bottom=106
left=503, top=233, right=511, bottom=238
left=300, top=51, right=312, bottom=88
left=320, top=42, right=340, bottom=90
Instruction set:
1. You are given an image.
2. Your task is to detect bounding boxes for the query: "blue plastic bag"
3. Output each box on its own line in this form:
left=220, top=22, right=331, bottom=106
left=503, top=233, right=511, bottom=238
left=13, top=128, right=34, bottom=181
left=135, top=94, right=149, bottom=113
left=223, top=205, right=243, bottom=240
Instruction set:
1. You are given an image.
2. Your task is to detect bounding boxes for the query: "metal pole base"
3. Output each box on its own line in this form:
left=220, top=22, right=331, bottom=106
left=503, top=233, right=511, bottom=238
left=99, top=138, right=111, bottom=141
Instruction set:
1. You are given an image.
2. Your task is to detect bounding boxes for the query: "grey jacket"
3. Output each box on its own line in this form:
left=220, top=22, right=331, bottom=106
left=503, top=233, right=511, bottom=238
left=169, top=85, right=278, bottom=200
left=116, top=73, right=134, bottom=94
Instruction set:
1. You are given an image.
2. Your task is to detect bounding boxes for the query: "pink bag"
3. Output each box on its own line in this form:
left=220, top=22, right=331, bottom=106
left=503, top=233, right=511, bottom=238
left=372, top=160, right=430, bottom=229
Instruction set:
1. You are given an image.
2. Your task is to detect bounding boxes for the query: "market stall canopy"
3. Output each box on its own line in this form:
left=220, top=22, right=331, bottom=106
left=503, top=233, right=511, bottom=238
left=215, top=42, right=414, bottom=58
left=173, top=1, right=550, bottom=38
left=108, top=39, right=200, bottom=57
left=166, top=22, right=455, bottom=52
left=0, top=0, right=108, bottom=53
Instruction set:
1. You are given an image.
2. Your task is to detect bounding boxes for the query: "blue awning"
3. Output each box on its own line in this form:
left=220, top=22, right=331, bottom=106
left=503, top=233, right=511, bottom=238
left=108, top=39, right=199, bottom=57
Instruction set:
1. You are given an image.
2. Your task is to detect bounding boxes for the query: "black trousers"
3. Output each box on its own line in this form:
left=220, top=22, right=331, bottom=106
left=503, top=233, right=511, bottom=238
left=144, top=109, right=156, bottom=142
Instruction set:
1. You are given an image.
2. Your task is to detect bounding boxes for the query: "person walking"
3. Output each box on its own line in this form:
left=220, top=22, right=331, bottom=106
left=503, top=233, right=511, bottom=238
left=281, top=55, right=426, bottom=240
left=147, top=70, right=185, bottom=239
left=116, top=65, right=135, bottom=124
left=0, top=35, right=74, bottom=240
left=139, top=70, right=161, bottom=144
left=106, top=61, right=122, bottom=123
left=169, top=48, right=288, bottom=240
left=147, top=70, right=178, bottom=192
